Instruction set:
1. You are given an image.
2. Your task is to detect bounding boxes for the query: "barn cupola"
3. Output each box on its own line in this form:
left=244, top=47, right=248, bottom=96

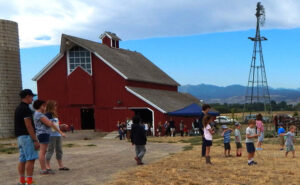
left=100, top=31, right=121, bottom=48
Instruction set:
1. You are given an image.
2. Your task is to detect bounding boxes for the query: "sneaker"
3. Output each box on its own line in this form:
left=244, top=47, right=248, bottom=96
left=252, top=161, right=258, bottom=165
left=46, top=169, right=55, bottom=174
left=248, top=162, right=254, bottom=166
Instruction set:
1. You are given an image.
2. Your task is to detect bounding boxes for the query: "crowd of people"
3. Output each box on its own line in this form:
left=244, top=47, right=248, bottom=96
left=14, top=89, right=297, bottom=184
left=128, top=103, right=297, bottom=166
left=15, top=89, right=69, bottom=185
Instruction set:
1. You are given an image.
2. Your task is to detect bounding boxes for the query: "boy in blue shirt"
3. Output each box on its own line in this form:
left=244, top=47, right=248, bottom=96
left=277, top=123, right=285, bottom=150
left=221, top=125, right=233, bottom=157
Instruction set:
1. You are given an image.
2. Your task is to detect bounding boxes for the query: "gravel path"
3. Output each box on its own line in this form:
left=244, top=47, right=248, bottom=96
left=1, top=132, right=185, bottom=185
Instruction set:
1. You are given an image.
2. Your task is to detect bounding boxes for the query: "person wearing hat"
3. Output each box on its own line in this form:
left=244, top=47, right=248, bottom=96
left=221, top=124, right=233, bottom=157
left=15, top=89, right=39, bottom=185
left=277, top=123, right=286, bottom=150
left=234, top=122, right=242, bottom=157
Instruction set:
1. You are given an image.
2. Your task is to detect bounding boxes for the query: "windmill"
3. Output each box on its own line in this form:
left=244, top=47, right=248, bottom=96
left=243, top=2, right=272, bottom=119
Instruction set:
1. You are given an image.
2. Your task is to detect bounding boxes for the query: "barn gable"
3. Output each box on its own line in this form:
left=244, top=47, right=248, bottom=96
left=33, top=34, right=179, bottom=87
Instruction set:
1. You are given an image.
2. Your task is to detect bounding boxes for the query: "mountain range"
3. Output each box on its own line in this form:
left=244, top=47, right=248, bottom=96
left=179, top=84, right=300, bottom=104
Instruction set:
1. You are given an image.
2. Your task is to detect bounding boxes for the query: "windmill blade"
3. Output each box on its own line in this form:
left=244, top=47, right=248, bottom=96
left=260, top=5, right=266, bottom=26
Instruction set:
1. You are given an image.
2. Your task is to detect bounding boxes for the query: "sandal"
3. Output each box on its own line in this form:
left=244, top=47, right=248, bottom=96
left=59, top=167, right=70, bottom=171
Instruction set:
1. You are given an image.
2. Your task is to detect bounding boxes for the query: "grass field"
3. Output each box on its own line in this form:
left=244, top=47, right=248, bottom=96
left=107, top=136, right=300, bottom=185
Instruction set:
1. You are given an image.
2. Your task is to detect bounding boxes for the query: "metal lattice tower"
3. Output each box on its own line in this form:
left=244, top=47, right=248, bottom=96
left=243, top=2, right=272, bottom=116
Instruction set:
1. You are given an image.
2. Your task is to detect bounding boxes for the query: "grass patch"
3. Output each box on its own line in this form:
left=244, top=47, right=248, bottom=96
left=0, top=143, right=18, bottom=154
left=85, top=144, right=97, bottom=147
left=83, top=137, right=91, bottom=140
left=63, top=143, right=78, bottom=148
left=0, top=147, right=18, bottom=154
left=167, top=141, right=176, bottom=143
left=183, top=145, right=193, bottom=151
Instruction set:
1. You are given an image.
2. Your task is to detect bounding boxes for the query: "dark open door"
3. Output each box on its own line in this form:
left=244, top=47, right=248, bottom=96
left=81, top=108, right=95, bottom=129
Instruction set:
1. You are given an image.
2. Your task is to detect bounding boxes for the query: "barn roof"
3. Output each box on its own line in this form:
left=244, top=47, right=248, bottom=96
left=125, top=86, right=200, bottom=113
left=33, top=34, right=179, bottom=87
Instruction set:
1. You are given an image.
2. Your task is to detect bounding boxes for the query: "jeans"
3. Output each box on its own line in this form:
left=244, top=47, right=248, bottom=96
left=135, top=145, right=146, bottom=160
left=46, top=136, right=63, bottom=161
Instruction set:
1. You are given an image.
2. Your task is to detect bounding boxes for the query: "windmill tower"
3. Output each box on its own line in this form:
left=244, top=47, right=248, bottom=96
left=243, top=2, right=272, bottom=117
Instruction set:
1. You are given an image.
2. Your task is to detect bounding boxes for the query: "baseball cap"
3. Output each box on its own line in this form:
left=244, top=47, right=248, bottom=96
left=221, top=125, right=228, bottom=129
left=19, top=89, right=36, bottom=98
left=235, top=122, right=241, bottom=126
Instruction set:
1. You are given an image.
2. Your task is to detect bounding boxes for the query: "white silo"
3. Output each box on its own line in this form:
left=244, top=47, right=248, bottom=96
left=0, top=19, right=22, bottom=138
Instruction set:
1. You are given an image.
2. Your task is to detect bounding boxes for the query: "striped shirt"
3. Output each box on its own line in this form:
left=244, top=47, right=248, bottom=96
left=223, top=130, right=232, bottom=143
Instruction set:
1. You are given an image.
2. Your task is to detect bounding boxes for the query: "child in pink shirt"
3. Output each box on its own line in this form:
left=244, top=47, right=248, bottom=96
left=256, top=114, right=264, bottom=150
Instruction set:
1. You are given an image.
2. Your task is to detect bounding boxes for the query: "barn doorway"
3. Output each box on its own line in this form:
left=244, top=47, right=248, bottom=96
left=129, top=107, right=154, bottom=136
left=81, top=108, right=95, bottom=130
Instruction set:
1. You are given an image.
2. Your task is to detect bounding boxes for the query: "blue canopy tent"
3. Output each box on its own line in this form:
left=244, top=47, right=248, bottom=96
left=168, top=103, right=220, bottom=117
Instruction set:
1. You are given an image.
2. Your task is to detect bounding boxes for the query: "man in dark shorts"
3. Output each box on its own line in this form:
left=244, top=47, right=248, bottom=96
left=15, top=89, right=39, bottom=185
left=200, top=104, right=211, bottom=157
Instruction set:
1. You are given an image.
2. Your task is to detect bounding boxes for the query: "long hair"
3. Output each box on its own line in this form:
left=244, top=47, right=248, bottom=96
left=46, top=100, right=58, bottom=118
left=203, top=115, right=212, bottom=127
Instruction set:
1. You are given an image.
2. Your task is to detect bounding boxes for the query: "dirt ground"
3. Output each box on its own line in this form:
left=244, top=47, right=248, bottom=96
left=106, top=141, right=300, bottom=185
left=0, top=131, right=186, bottom=185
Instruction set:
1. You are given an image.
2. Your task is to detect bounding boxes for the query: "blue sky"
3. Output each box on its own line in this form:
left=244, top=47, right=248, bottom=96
left=22, top=28, right=300, bottom=93
left=2, top=0, right=300, bottom=92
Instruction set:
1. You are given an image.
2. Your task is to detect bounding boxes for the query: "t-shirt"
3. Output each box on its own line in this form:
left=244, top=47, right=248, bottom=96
left=204, top=124, right=212, bottom=141
left=278, top=127, right=285, bottom=135
left=34, top=111, right=51, bottom=135
left=14, top=102, right=35, bottom=137
left=45, top=113, right=61, bottom=137
left=223, top=130, right=232, bottom=143
left=144, top=124, right=148, bottom=131
left=126, top=120, right=132, bottom=130
left=180, top=123, right=184, bottom=130
left=285, top=132, right=295, bottom=146
left=256, top=120, right=264, bottom=133
left=234, top=129, right=241, bottom=143
left=246, top=127, right=256, bottom=143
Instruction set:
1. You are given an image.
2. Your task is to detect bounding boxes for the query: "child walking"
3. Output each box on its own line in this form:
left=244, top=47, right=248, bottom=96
left=203, top=115, right=215, bottom=164
left=234, top=122, right=242, bottom=157
left=221, top=125, right=233, bottom=157
left=246, top=119, right=259, bottom=166
left=285, top=125, right=296, bottom=158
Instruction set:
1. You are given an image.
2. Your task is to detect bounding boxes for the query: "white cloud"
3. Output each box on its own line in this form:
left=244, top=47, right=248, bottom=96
left=1, top=0, right=300, bottom=48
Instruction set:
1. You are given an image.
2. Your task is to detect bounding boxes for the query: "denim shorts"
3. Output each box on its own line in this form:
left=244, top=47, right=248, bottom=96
left=37, top=133, right=50, bottom=144
left=258, top=132, right=264, bottom=142
left=17, top=135, right=39, bottom=162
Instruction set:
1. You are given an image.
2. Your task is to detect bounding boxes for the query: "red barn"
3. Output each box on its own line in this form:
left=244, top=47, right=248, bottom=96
left=33, top=32, right=200, bottom=133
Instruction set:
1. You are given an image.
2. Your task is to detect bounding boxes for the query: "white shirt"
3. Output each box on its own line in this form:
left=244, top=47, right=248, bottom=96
left=204, top=124, right=212, bottom=141
left=144, top=124, right=148, bottom=130
left=126, top=120, right=132, bottom=130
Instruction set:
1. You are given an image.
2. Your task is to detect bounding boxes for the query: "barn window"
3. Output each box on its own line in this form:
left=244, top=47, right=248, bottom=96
left=68, top=46, right=92, bottom=75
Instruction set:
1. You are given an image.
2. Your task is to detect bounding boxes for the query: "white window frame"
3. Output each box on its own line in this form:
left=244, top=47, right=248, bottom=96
left=67, top=46, right=93, bottom=76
